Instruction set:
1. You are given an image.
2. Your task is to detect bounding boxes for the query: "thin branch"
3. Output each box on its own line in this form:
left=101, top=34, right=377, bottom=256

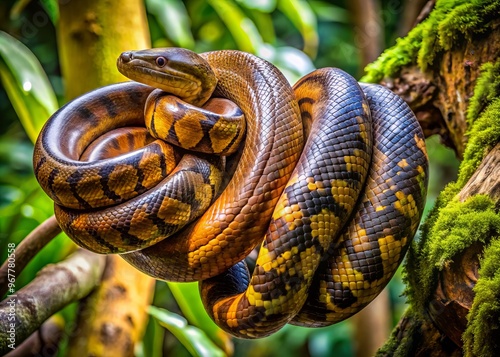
left=0, top=216, right=62, bottom=298
left=414, top=0, right=436, bottom=27
left=0, top=249, right=106, bottom=354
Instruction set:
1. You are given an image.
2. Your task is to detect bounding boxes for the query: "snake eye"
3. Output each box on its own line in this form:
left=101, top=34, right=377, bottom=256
left=156, top=56, right=167, bottom=67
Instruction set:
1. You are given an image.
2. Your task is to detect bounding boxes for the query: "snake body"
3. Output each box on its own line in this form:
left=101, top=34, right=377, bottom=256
left=121, top=50, right=304, bottom=280
left=33, top=48, right=428, bottom=338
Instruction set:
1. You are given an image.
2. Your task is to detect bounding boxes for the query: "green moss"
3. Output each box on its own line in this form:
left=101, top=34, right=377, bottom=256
left=467, top=62, right=500, bottom=126
left=404, top=57, right=500, bottom=309
left=398, top=60, right=500, bottom=354
left=361, top=0, right=500, bottom=82
left=463, top=239, right=500, bottom=357
left=409, top=195, right=500, bottom=312
left=369, top=2, right=500, bottom=354
left=458, top=98, right=500, bottom=185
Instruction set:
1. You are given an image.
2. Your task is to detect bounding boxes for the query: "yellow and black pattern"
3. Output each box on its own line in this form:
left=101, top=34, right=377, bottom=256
left=33, top=48, right=429, bottom=340
left=291, top=83, right=428, bottom=327
left=199, top=68, right=374, bottom=338
left=145, top=90, right=246, bottom=155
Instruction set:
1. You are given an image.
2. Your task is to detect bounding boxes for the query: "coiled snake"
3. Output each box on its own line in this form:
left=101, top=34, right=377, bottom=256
left=33, top=48, right=428, bottom=338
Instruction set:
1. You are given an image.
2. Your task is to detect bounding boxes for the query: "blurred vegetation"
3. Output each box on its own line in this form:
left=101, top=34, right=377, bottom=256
left=0, top=0, right=459, bottom=356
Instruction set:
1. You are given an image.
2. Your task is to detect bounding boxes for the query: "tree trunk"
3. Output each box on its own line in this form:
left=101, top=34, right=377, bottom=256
left=57, top=1, right=156, bottom=355
left=362, top=1, right=500, bottom=356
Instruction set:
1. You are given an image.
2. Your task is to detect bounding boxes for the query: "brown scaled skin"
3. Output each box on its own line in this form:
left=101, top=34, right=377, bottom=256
left=121, top=50, right=304, bottom=282
left=117, top=47, right=217, bottom=107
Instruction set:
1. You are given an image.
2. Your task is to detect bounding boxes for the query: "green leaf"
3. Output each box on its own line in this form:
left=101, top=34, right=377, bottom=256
left=167, top=282, right=233, bottom=354
left=0, top=31, right=58, bottom=143
left=277, top=0, right=319, bottom=58
left=146, top=0, right=195, bottom=49
left=248, top=10, right=276, bottom=44
left=148, top=305, right=226, bottom=357
left=309, top=0, right=349, bottom=23
left=208, top=0, right=263, bottom=53
left=236, top=0, right=277, bottom=12
left=39, top=0, right=59, bottom=24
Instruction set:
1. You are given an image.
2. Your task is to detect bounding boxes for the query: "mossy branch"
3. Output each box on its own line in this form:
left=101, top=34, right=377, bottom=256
left=56, top=1, right=157, bottom=355
left=365, top=1, right=500, bottom=355
left=362, top=0, right=500, bottom=83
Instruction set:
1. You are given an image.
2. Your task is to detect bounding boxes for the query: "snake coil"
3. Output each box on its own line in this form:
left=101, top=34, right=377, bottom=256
left=33, top=48, right=428, bottom=338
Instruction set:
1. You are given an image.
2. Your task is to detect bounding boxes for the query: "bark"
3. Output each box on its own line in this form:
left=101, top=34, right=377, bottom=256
left=57, top=0, right=156, bottom=355
left=382, top=18, right=500, bottom=157
left=458, top=142, right=500, bottom=202
left=66, top=256, right=155, bottom=356
left=398, top=0, right=431, bottom=37
left=58, top=0, right=150, bottom=100
left=375, top=7, right=500, bottom=357
left=0, top=250, right=105, bottom=355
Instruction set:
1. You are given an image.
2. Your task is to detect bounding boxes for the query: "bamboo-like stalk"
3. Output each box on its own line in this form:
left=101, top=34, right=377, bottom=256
left=57, top=1, right=156, bottom=355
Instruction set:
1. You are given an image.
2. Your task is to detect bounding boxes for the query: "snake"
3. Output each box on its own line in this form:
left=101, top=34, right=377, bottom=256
left=33, top=48, right=428, bottom=339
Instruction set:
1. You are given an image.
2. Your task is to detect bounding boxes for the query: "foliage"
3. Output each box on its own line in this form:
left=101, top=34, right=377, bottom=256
left=362, top=0, right=500, bottom=82
left=148, top=306, right=226, bottom=357
left=0, top=30, right=57, bottom=143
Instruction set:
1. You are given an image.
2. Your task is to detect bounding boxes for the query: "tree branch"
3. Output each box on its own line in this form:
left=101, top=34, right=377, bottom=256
left=347, top=0, right=384, bottom=72
left=0, top=249, right=105, bottom=354
left=4, top=315, right=65, bottom=357
left=0, top=216, right=61, bottom=298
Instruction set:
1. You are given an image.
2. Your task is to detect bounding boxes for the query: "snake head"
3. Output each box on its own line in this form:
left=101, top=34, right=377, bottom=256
left=117, top=47, right=217, bottom=106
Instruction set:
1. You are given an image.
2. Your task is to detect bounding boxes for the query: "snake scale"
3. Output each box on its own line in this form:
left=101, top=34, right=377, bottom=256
left=33, top=48, right=428, bottom=338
